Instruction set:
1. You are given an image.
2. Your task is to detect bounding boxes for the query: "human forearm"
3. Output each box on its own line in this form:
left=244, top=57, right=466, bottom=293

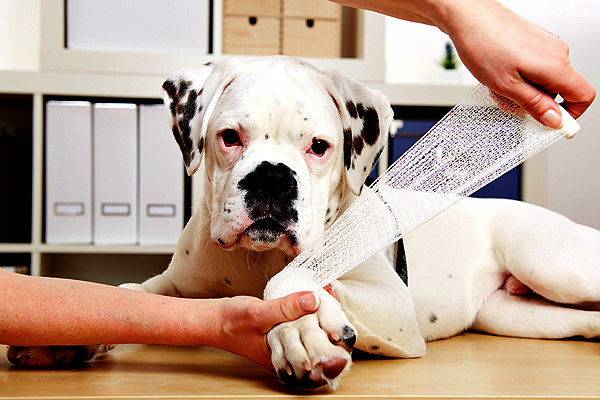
left=1, top=270, right=319, bottom=370
left=328, top=0, right=453, bottom=27
left=330, top=0, right=595, bottom=127
left=0, top=270, right=218, bottom=347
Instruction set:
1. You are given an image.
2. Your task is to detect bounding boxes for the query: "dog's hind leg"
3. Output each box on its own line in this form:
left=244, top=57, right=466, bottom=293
left=471, top=289, right=600, bottom=339
left=493, top=200, right=600, bottom=306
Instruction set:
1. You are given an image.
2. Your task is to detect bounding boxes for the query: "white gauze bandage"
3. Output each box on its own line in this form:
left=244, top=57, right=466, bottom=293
left=264, top=84, right=580, bottom=300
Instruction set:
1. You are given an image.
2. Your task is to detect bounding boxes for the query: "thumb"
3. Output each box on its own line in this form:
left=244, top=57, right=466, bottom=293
left=260, top=292, right=320, bottom=328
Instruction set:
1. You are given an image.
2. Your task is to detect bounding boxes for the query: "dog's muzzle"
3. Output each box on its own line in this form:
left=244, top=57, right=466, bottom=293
left=237, top=161, right=300, bottom=246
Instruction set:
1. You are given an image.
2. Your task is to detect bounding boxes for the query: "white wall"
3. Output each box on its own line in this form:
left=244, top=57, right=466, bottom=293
left=385, top=0, right=600, bottom=229
left=491, top=0, right=600, bottom=229
left=0, top=0, right=40, bottom=70
left=384, top=17, right=477, bottom=85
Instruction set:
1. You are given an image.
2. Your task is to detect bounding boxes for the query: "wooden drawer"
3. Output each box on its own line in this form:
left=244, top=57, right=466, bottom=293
left=282, top=17, right=341, bottom=58
left=283, top=0, right=341, bottom=19
left=222, top=15, right=280, bottom=55
left=223, top=0, right=280, bottom=17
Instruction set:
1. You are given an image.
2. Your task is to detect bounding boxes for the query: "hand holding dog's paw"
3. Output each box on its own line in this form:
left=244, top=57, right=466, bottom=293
left=267, top=290, right=356, bottom=390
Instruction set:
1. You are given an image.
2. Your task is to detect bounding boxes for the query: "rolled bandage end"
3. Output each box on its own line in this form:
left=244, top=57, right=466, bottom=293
left=559, top=105, right=580, bottom=139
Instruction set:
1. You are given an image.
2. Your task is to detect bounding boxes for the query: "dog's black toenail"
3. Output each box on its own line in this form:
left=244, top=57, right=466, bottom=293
left=277, top=368, right=299, bottom=387
left=342, top=325, right=357, bottom=349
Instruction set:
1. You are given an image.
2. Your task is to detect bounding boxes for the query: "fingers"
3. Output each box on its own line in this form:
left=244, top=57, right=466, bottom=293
left=444, top=0, right=595, bottom=129
left=555, top=74, right=597, bottom=120
left=500, top=70, right=595, bottom=129
left=257, top=292, right=321, bottom=330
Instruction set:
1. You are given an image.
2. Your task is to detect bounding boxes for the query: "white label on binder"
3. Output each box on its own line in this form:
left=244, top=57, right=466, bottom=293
left=147, top=204, right=176, bottom=217
left=101, top=203, right=131, bottom=216
left=54, top=202, right=85, bottom=216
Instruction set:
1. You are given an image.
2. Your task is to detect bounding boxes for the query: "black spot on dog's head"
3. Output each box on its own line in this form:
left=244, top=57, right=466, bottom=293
left=342, top=106, right=381, bottom=173
left=346, top=101, right=358, bottom=119
left=361, top=107, right=380, bottom=146
left=163, top=79, right=200, bottom=168
left=343, top=128, right=353, bottom=170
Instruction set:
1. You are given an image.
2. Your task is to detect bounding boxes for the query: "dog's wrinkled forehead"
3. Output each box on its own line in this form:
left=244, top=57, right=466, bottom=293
left=210, top=61, right=340, bottom=141
left=162, top=56, right=393, bottom=194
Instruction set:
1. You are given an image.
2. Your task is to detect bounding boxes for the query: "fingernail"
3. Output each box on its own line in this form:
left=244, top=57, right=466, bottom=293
left=540, top=109, right=563, bottom=129
left=298, top=292, right=320, bottom=312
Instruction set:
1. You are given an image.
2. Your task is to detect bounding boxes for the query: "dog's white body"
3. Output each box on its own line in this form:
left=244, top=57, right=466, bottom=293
left=11, top=57, right=600, bottom=390
left=131, top=56, right=600, bottom=389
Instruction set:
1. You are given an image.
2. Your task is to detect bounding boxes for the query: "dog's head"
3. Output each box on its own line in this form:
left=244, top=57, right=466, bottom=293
left=163, top=56, right=392, bottom=255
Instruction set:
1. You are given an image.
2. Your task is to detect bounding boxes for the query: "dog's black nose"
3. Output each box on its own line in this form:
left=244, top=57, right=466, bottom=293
left=237, top=161, right=299, bottom=225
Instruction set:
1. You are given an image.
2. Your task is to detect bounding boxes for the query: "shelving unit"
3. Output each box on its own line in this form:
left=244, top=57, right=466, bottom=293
left=0, top=0, right=484, bottom=284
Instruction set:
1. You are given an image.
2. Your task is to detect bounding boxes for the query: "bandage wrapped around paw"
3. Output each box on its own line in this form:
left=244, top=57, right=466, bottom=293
left=264, top=84, right=580, bottom=300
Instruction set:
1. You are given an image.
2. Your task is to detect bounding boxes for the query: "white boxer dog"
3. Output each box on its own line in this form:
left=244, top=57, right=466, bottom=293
left=9, top=56, right=600, bottom=392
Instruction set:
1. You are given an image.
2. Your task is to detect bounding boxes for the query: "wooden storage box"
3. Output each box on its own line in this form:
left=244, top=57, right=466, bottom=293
left=283, top=0, right=340, bottom=19
left=223, top=0, right=280, bottom=17
left=282, top=17, right=341, bottom=58
left=222, top=0, right=280, bottom=55
left=222, top=15, right=280, bottom=55
left=282, top=0, right=341, bottom=58
left=223, top=0, right=342, bottom=57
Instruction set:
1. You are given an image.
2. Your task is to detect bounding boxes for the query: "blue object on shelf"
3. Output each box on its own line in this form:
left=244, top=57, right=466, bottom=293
left=377, top=119, right=521, bottom=200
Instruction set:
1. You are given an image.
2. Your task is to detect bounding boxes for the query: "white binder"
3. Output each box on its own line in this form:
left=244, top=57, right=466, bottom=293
left=45, top=101, right=93, bottom=244
left=138, top=104, right=184, bottom=245
left=93, top=103, right=138, bottom=245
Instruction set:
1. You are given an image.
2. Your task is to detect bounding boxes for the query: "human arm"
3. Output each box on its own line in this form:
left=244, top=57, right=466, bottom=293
left=0, top=269, right=319, bottom=371
left=331, top=0, right=595, bottom=128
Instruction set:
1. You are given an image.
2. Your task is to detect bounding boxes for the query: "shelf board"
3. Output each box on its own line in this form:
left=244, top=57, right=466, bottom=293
left=0, top=243, right=176, bottom=255
left=0, top=70, right=477, bottom=107
left=0, top=243, right=34, bottom=253
left=37, top=244, right=176, bottom=255
left=0, top=243, right=177, bottom=255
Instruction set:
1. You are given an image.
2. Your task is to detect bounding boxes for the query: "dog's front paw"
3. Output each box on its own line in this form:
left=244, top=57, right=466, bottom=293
left=267, top=290, right=356, bottom=390
left=6, top=345, right=111, bottom=369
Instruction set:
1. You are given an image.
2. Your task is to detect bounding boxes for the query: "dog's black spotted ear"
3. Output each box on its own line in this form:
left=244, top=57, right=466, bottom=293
left=322, top=69, right=393, bottom=195
left=162, top=60, right=241, bottom=176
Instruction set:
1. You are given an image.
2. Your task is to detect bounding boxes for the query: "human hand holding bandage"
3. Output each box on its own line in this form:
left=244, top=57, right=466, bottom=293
left=264, top=84, right=580, bottom=300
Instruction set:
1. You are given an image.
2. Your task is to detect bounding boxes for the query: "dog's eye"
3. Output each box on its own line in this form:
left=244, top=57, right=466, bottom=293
left=221, top=129, right=242, bottom=146
left=309, top=138, right=329, bottom=156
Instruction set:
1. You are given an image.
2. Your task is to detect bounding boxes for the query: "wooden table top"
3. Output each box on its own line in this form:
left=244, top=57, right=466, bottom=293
left=2, top=332, right=600, bottom=399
